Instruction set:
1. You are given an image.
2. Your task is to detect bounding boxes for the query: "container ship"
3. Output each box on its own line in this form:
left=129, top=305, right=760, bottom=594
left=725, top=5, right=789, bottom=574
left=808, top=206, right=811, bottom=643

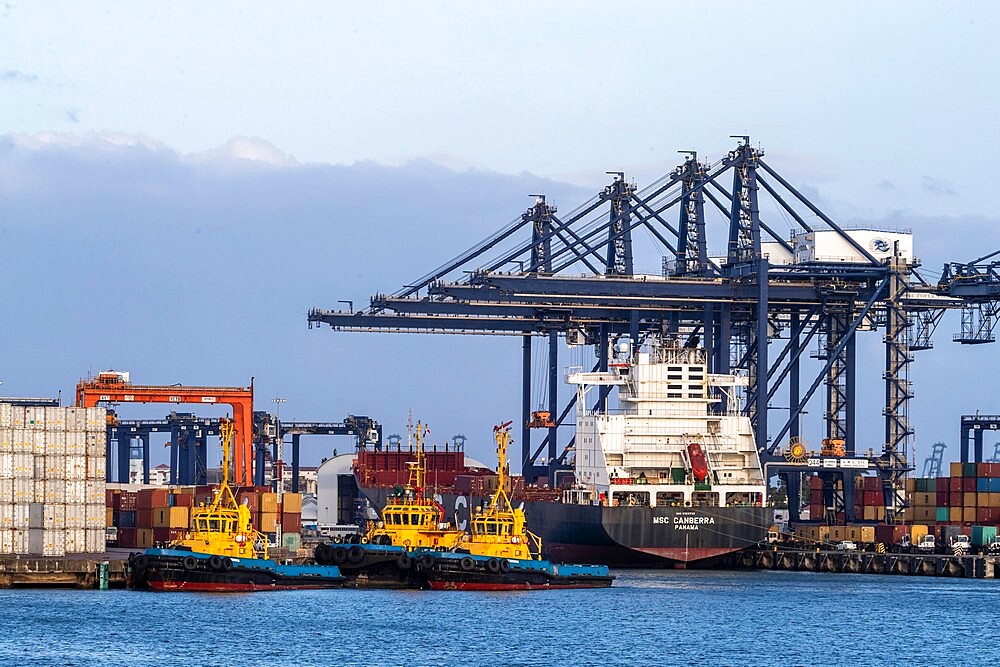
left=354, top=342, right=771, bottom=568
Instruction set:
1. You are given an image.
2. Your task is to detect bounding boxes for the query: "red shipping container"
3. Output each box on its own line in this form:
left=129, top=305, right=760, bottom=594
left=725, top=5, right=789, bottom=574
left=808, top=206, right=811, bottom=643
left=106, top=490, right=116, bottom=507
left=864, top=490, right=880, bottom=506
left=171, top=493, right=194, bottom=508
left=152, top=528, right=185, bottom=543
left=117, top=527, right=137, bottom=548
left=137, top=488, right=170, bottom=510
left=963, top=477, right=977, bottom=492
left=863, top=476, right=881, bottom=491
left=236, top=491, right=260, bottom=512
left=281, top=513, right=302, bottom=533
left=978, top=463, right=992, bottom=478
left=809, top=476, right=823, bottom=491
left=137, top=509, right=155, bottom=528
left=950, top=477, right=963, bottom=492
left=875, top=524, right=909, bottom=545
left=937, top=491, right=950, bottom=507
left=936, top=477, right=948, bottom=494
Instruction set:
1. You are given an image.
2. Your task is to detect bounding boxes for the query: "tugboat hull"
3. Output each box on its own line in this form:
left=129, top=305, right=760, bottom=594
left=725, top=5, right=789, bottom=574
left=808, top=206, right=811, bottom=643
left=129, top=548, right=345, bottom=592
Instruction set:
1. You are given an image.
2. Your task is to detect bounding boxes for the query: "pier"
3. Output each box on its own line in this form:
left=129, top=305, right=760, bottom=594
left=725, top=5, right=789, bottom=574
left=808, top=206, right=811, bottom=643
left=740, top=546, right=1000, bottom=579
left=0, top=557, right=128, bottom=589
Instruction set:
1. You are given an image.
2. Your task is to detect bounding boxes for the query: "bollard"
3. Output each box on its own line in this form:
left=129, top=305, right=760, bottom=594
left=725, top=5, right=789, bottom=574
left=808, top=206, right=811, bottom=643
left=98, top=561, right=109, bottom=590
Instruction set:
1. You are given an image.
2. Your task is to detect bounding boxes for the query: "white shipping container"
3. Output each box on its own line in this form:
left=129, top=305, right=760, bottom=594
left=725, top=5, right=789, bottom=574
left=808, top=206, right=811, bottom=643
left=12, top=478, right=32, bottom=503
left=65, top=480, right=85, bottom=504
left=12, top=452, right=33, bottom=479
left=65, top=503, right=86, bottom=529
left=12, top=429, right=30, bottom=453
left=0, top=503, right=12, bottom=529
left=0, top=528, right=12, bottom=554
left=0, top=452, right=12, bottom=479
left=45, top=431, right=66, bottom=456
left=12, top=503, right=30, bottom=529
left=44, top=407, right=65, bottom=431
left=12, top=528, right=28, bottom=554
left=0, top=479, right=14, bottom=504
left=0, top=404, right=12, bottom=428
left=0, top=427, right=11, bottom=453
left=85, top=504, right=105, bottom=528
left=9, top=407, right=24, bottom=429
left=32, top=431, right=45, bottom=455
left=87, top=457, right=106, bottom=481
left=85, top=528, right=104, bottom=553
left=85, top=480, right=104, bottom=505
left=43, top=503, right=65, bottom=529
left=44, top=455, right=65, bottom=480
left=66, top=456, right=87, bottom=481
left=65, top=431, right=85, bottom=456
left=33, top=454, right=46, bottom=480
left=25, top=407, right=45, bottom=430
left=32, top=478, right=45, bottom=503
left=42, top=528, right=65, bottom=556
left=65, top=527, right=86, bottom=553
left=84, top=407, right=106, bottom=432
left=44, top=480, right=66, bottom=505
left=85, top=432, right=106, bottom=458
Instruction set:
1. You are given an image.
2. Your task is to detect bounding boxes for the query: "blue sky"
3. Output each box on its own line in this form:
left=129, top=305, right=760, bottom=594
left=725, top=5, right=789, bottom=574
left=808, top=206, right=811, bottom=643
left=2, top=2, right=1000, bottom=470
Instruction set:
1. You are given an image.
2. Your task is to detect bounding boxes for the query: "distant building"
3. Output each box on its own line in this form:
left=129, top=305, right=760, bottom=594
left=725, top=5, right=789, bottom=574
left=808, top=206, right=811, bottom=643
left=130, top=463, right=171, bottom=486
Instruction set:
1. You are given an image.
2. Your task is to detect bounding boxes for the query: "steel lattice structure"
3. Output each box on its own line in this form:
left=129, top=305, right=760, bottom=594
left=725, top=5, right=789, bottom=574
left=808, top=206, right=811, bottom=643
left=309, top=138, right=1000, bottom=524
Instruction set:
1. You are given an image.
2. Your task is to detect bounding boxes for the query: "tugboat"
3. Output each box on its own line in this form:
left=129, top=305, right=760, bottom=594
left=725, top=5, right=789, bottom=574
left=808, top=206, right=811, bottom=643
left=129, top=418, right=345, bottom=592
left=315, top=421, right=613, bottom=590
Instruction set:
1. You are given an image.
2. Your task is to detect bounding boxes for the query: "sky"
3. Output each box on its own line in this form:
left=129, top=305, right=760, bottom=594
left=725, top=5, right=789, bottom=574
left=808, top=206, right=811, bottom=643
left=2, top=1, right=1000, bottom=473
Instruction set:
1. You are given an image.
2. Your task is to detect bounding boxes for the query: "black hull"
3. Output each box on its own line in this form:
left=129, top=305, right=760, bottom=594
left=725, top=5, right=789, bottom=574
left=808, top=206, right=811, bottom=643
left=359, top=487, right=771, bottom=568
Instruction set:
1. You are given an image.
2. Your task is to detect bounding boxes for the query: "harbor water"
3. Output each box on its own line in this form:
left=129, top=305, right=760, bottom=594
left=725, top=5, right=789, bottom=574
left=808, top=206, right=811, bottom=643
left=0, top=569, right=994, bottom=666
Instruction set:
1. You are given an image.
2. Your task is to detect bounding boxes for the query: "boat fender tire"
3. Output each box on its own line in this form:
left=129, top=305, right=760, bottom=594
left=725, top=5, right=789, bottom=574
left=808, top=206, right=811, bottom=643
left=182, top=556, right=198, bottom=571
left=132, top=554, right=148, bottom=570
left=348, top=534, right=361, bottom=545
left=499, top=558, right=511, bottom=574
left=460, top=556, right=475, bottom=572
left=347, top=545, right=365, bottom=564
left=487, top=558, right=501, bottom=574
left=221, top=557, right=233, bottom=572
left=208, top=555, right=223, bottom=571
left=380, top=535, right=392, bottom=546
left=332, top=546, right=348, bottom=565
left=419, top=554, right=435, bottom=570
left=396, top=552, right=412, bottom=570
left=332, top=535, right=342, bottom=544
left=315, top=543, right=332, bottom=564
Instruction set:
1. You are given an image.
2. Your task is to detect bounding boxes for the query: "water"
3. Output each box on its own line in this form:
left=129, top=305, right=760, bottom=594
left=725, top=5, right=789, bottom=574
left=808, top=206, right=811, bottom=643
left=0, top=570, right=995, bottom=666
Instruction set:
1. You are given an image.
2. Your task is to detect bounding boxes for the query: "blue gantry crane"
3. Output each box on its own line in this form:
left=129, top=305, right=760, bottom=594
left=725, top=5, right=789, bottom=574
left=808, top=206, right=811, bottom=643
left=308, top=137, right=1000, bottom=525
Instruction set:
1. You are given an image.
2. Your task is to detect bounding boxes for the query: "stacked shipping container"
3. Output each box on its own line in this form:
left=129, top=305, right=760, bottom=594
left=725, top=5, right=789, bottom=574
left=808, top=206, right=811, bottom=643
left=0, top=404, right=107, bottom=556
left=109, top=486, right=304, bottom=553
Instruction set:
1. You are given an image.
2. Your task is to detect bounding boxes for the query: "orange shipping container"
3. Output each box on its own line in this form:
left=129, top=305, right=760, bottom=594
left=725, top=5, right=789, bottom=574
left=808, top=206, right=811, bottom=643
left=950, top=462, right=964, bottom=477
left=260, top=493, right=278, bottom=514
left=281, top=513, right=302, bottom=533
left=152, top=507, right=189, bottom=529
left=964, top=492, right=978, bottom=507
left=950, top=508, right=963, bottom=522
left=963, top=507, right=977, bottom=523
left=137, top=528, right=155, bottom=549
left=282, top=493, right=302, bottom=513
left=257, top=512, right=277, bottom=533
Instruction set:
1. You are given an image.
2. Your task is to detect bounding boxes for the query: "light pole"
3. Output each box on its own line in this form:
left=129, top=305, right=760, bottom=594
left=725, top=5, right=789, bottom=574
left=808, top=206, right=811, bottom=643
left=272, top=396, right=286, bottom=553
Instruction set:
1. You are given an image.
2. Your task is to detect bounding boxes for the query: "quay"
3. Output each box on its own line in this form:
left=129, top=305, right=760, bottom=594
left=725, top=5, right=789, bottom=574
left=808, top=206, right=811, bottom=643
left=739, top=546, right=1000, bottom=579
left=0, top=556, right=128, bottom=589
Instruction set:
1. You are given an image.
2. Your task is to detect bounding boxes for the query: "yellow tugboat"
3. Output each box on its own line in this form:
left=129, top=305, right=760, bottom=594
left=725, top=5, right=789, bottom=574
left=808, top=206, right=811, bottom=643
left=316, top=420, right=613, bottom=590
left=129, top=418, right=345, bottom=592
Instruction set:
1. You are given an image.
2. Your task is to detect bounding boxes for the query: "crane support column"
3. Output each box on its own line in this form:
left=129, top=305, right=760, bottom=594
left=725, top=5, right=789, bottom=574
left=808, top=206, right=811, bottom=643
left=292, top=434, right=301, bottom=493
left=522, top=334, right=532, bottom=479
left=116, top=426, right=130, bottom=484
left=141, top=433, right=150, bottom=484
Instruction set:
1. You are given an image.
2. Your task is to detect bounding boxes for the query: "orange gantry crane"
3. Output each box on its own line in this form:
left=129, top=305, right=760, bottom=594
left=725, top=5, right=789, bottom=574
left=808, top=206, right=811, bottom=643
left=76, top=371, right=255, bottom=485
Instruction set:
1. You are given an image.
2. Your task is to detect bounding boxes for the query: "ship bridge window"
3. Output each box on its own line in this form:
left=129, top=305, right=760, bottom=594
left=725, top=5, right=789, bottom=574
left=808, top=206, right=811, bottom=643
left=401, top=514, right=409, bottom=525
left=209, top=519, right=221, bottom=531
left=196, top=519, right=208, bottom=532
left=691, top=492, right=719, bottom=507
left=656, top=492, right=684, bottom=507
left=412, top=514, right=422, bottom=526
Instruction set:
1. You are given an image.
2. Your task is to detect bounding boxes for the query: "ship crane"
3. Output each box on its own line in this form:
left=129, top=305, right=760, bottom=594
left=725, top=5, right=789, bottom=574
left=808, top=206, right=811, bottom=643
left=309, top=136, right=1000, bottom=526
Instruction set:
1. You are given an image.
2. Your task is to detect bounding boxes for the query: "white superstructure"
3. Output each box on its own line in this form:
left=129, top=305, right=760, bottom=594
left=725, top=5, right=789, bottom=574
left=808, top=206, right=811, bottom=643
left=565, top=343, right=765, bottom=509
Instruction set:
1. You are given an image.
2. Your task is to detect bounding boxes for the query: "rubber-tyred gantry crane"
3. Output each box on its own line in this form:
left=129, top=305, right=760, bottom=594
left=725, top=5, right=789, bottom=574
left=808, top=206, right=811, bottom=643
left=76, top=371, right=255, bottom=485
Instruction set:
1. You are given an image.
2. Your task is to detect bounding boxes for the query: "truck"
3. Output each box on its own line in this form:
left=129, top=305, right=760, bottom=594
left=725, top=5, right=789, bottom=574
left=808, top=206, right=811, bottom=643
left=915, top=534, right=936, bottom=554
left=949, top=534, right=971, bottom=556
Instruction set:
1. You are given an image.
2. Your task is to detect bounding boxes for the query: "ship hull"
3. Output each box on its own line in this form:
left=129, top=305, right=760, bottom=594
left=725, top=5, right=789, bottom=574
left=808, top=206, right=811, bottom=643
left=129, top=549, right=345, bottom=592
left=360, top=487, right=770, bottom=568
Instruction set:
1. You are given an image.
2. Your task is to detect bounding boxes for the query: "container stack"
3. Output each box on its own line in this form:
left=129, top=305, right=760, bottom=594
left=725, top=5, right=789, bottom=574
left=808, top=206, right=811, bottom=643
left=0, top=404, right=107, bottom=556
left=109, top=485, right=303, bottom=553
left=904, top=462, right=1000, bottom=548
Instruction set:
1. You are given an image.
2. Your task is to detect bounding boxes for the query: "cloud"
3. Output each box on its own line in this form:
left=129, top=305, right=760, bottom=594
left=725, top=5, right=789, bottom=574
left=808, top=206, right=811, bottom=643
left=64, top=107, right=80, bottom=123
left=877, top=180, right=896, bottom=191
left=0, top=69, right=38, bottom=83
left=921, top=175, right=956, bottom=196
